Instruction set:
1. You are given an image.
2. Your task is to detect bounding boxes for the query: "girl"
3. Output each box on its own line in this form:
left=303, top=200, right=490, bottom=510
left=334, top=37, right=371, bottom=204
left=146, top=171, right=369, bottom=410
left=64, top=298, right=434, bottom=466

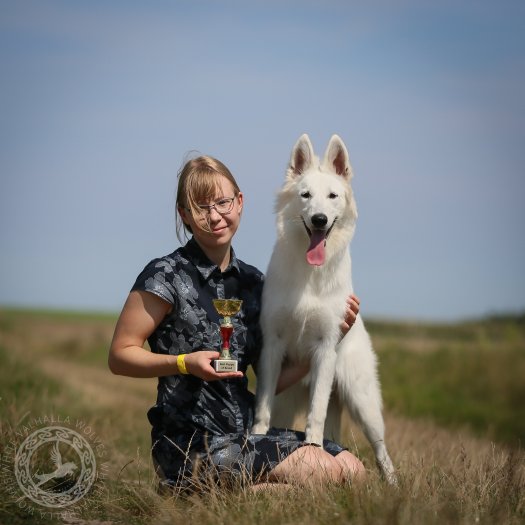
left=108, top=155, right=364, bottom=491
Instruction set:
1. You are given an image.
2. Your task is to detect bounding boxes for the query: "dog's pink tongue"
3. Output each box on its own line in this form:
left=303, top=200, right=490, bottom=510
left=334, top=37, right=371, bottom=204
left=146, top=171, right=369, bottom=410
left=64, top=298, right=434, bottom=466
left=306, top=230, right=326, bottom=266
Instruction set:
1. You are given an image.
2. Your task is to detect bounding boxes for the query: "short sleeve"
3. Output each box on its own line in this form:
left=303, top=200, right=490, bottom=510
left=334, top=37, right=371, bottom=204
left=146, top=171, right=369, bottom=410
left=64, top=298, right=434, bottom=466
left=131, top=258, right=176, bottom=306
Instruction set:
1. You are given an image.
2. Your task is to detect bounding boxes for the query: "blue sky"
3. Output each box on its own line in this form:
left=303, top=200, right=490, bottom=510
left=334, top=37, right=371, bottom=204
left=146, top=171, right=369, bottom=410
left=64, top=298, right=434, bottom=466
left=1, top=0, right=524, bottom=320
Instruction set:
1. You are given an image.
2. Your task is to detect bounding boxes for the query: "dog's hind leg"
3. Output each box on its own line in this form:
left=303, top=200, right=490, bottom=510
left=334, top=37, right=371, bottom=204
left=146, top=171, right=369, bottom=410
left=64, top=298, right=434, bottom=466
left=335, top=341, right=397, bottom=484
left=353, top=402, right=396, bottom=484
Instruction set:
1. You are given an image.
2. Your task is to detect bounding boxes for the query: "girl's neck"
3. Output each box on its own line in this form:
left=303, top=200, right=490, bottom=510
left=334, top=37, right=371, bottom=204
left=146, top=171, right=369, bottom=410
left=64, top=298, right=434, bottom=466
left=195, top=239, right=231, bottom=272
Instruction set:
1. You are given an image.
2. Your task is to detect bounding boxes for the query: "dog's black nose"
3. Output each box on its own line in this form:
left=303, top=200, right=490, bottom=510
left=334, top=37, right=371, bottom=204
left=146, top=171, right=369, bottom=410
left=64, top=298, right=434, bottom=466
left=311, top=213, right=328, bottom=228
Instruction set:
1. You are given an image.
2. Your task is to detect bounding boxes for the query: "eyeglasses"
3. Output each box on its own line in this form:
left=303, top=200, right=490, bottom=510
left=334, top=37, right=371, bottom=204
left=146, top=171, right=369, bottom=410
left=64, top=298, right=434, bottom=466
left=195, top=196, right=236, bottom=215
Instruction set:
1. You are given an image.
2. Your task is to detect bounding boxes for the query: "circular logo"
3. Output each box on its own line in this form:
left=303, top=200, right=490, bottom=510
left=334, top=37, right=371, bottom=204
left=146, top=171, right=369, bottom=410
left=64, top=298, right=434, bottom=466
left=14, top=426, right=97, bottom=508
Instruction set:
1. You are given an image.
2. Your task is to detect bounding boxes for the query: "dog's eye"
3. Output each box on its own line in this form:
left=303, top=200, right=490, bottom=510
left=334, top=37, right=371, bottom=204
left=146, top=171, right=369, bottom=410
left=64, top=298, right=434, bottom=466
left=300, top=191, right=311, bottom=199
left=328, top=192, right=338, bottom=199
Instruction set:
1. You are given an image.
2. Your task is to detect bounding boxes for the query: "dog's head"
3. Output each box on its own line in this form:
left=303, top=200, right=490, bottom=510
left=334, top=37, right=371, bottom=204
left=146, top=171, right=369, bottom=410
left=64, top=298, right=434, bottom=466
left=276, top=134, right=357, bottom=266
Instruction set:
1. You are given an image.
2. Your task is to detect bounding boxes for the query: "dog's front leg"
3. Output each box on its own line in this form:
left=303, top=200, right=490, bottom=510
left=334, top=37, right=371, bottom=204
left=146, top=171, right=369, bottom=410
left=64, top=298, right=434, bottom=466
left=305, top=347, right=338, bottom=445
left=251, top=337, right=285, bottom=435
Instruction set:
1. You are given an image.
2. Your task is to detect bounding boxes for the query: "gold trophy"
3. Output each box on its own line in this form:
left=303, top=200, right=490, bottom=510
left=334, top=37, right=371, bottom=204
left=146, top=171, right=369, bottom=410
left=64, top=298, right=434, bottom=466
left=212, top=299, right=243, bottom=372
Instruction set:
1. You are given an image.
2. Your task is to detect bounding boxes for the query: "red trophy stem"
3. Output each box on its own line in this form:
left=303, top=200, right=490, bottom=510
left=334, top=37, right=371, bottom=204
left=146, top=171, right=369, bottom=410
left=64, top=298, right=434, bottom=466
left=220, top=324, right=233, bottom=350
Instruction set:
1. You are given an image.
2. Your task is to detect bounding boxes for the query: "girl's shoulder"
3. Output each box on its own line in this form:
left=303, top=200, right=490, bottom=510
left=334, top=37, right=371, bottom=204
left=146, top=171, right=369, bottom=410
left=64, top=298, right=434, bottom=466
left=140, top=246, right=190, bottom=275
left=235, top=257, right=265, bottom=284
left=131, top=247, right=188, bottom=305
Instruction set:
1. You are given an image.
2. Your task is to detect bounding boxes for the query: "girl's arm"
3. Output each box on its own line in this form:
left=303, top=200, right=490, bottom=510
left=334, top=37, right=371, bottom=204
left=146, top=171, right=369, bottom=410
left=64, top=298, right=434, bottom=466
left=108, top=290, right=242, bottom=380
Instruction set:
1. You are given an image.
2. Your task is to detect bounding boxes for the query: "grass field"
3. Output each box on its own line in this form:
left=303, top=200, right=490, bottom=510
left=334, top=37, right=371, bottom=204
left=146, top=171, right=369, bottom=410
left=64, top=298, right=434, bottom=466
left=369, top=315, right=525, bottom=446
left=0, top=308, right=523, bottom=524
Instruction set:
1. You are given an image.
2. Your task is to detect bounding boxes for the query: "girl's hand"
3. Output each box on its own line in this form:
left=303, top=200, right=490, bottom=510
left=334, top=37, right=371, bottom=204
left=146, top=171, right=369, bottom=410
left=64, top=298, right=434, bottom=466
left=183, top=350, right=244, bottom=381
left=340, top=294, right=360, bottom=336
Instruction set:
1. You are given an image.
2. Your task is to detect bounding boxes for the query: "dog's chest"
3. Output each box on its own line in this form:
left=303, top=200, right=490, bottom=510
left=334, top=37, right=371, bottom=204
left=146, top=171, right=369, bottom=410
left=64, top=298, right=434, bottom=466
left=271, top=296, right=344, bottom=360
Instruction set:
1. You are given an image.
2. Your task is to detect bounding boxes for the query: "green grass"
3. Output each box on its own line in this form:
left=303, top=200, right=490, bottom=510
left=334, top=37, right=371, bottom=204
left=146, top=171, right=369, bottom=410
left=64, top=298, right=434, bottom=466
left=0, top=305, right=118, bottom=322
left=0, top=342, right=153, bottom=525
left=368, top=314, right=525, bottom=446
left=0, top=346, right=71, bottom=525
left=378, top=344, right=525, bottom=445
left=368, top=312, right=525, bottom=344
left=2, top=306, right=524, bottom=445
left=1, top=307, right=524, bottom=524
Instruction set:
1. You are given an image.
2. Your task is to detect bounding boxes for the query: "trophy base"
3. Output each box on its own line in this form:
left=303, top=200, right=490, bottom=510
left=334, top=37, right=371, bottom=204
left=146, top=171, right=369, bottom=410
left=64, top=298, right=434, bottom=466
left=213, top=359, right=238, bottom=372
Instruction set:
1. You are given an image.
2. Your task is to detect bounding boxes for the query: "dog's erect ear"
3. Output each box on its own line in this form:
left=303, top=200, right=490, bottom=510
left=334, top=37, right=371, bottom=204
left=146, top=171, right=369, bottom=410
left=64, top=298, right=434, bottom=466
left=289, top=134, right=315, bottom=177
left=322, top=134, right=352, bottom=180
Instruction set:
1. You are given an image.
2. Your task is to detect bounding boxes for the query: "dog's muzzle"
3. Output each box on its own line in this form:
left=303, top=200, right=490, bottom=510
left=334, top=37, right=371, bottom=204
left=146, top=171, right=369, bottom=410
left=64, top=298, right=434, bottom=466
left=302, top=216, right=337, bottom=266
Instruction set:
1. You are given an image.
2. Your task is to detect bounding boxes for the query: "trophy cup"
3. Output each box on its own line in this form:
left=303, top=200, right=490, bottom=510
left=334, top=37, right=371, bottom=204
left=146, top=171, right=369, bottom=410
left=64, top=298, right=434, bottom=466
left=212, top=298, right=243, bottom=372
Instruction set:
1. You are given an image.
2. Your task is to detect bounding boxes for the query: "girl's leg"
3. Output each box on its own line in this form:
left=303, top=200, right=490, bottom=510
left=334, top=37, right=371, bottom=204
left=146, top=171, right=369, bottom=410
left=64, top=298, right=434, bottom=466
left=266, top=446, right=366, bottom=486
left=267, top=445, right=346, bottom=485
left=334, top=450, right=366, bottom=482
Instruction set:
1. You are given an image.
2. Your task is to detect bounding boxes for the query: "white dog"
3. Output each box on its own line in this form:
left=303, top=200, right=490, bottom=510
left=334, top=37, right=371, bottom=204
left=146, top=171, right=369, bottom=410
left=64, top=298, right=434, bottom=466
left=251, top=134, right=396, bottom=482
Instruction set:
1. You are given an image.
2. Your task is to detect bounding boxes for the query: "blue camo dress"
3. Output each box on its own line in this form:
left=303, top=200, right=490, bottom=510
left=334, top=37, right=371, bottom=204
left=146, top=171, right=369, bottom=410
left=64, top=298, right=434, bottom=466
left=131, top=237, right=345, bottom=489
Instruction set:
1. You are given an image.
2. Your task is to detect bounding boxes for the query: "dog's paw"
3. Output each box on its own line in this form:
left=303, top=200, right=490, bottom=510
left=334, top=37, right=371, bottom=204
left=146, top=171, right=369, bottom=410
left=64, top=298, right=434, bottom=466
left=251, top=422, right=269, bottom=435
left=377, top=457, right=398, bottom=486
left=386, top=471, right=399, bottom=486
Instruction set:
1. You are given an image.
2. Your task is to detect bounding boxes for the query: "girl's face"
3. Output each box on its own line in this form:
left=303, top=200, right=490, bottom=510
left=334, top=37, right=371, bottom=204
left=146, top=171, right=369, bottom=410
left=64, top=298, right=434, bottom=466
left=178, top=176, right=243, bottom=253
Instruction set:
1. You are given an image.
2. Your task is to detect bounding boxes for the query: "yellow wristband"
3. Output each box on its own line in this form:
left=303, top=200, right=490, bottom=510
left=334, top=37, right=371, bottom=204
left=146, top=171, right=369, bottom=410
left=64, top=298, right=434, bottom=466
left=176, top=354, right=189, bottom=375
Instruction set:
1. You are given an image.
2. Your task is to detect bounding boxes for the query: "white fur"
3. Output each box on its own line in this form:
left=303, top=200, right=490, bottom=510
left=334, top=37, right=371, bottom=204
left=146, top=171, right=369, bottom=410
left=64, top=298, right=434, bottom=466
left=252, top=134, right=396, bottom=483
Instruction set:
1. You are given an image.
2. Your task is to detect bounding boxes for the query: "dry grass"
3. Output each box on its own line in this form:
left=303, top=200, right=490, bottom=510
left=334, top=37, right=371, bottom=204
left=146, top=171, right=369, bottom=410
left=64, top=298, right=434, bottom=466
left=0, top=308, right=524, bottom=524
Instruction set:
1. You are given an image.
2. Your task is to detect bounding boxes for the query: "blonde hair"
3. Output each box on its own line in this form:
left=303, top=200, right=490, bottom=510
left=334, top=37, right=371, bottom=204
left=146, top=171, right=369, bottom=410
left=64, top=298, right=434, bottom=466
left=175, top=155, right=241, bottom=242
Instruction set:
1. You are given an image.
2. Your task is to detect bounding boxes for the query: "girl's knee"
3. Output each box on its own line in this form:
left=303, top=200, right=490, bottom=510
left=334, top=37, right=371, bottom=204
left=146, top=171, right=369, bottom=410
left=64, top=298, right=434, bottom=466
left=293, top=445, right=344, bottom=483
left=313, top=447, right=345, bottom=482
left=335, top=451, right=366, bottom=482
left=268, top=445, right=344, bottom=484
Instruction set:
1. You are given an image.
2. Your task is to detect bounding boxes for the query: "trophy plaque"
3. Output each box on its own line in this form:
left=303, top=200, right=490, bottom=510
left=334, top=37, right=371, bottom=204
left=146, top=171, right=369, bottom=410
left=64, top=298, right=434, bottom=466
left=212, top=298, right=242, bottom=372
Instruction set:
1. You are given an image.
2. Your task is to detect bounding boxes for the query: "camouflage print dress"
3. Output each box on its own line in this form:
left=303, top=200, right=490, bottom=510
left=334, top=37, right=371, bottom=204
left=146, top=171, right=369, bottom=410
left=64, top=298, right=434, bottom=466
left=131, top=238, right=345, bottom=490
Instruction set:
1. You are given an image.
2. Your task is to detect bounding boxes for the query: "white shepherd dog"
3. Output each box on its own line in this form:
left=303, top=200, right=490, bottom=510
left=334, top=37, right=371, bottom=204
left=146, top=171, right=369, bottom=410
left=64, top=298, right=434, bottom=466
left=251, top=133, right=396, bottom=482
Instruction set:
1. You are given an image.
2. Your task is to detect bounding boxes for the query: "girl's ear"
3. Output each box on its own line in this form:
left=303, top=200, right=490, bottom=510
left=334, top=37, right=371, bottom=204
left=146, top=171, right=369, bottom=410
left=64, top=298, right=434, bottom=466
left=178, top=206, right=190, bottom=225
left=236, top=192, right=244, bottom=213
